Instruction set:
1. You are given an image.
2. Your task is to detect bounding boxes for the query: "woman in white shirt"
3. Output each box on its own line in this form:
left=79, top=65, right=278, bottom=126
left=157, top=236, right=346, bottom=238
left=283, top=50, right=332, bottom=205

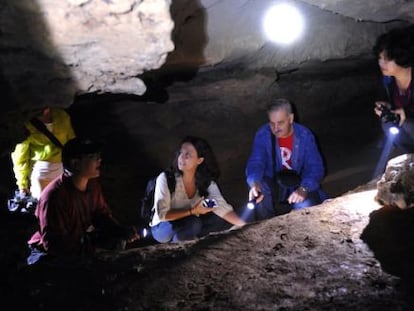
left=150, top=136, right=245, bottom=243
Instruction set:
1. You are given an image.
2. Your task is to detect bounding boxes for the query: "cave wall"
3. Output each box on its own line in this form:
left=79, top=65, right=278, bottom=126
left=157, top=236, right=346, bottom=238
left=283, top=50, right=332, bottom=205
left=65, top=60, right=382, bottom=224
left=0, top=0, right=410, bottom=153
left=0, top=0, right=413, bottom=220
left=0, top=0, right=174, bottom=155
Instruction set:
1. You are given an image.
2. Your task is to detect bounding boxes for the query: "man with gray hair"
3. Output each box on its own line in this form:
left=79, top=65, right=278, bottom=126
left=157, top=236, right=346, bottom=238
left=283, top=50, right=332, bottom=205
left=245, top=98, right=327, bottom=221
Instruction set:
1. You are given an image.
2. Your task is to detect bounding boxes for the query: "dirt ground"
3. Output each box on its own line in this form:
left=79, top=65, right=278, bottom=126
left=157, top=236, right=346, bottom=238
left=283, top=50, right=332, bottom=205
left=3, top=183, right=414, bottom=311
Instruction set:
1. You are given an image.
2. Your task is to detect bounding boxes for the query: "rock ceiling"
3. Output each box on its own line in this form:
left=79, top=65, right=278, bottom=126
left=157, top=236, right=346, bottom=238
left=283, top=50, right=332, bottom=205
left=1, top=0, right=412, bottom=105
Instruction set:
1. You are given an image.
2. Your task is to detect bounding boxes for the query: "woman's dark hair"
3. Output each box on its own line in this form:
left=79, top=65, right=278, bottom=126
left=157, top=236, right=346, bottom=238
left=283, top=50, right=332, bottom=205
left=373, top=26, right=414, bottom=68
left=170, top=136, right=220, bottom=197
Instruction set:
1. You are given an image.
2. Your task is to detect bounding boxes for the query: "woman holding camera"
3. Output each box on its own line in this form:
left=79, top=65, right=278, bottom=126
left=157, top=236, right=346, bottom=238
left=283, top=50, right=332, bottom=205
left=373, top=25, right=414, bottom=152
left=149, top=136, right=245, bottom=243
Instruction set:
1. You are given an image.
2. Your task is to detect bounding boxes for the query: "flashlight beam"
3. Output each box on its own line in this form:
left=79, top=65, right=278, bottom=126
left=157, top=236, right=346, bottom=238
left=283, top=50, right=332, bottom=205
left=373, top=136, right=394, bottom=179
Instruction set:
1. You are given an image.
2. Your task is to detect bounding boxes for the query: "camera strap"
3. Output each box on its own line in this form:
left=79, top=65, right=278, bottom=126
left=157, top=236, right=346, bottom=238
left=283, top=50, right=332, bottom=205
left=30, top=118, right=63, bottom=149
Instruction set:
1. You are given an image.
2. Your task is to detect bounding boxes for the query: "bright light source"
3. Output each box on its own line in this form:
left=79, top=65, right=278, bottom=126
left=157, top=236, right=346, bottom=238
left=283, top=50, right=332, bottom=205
left=247, top=202, right=255, bottom=210
left=389, top=126, right=400, bottom=135
left=263, top=3, right=304, bottom=45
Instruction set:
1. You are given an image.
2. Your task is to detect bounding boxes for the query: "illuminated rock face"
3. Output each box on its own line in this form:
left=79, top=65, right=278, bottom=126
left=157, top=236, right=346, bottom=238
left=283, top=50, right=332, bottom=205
left=0, top=0, right=174, bottom=107
left=376, top=154, right=414, bottom=209
left=1, top=0, right=412, bottom=110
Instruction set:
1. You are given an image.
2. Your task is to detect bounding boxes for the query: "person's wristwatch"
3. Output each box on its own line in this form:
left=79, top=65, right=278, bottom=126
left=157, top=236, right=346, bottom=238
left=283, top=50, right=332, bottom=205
left=298, top=186, right=308, bottom=193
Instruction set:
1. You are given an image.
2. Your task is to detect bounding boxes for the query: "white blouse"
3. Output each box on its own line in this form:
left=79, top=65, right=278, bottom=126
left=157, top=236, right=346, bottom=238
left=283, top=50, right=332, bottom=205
left=150, top=172, right=234, bottom=227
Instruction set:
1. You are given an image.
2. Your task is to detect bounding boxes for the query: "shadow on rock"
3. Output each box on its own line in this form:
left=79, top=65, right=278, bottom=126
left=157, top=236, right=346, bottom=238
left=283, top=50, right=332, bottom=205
left=361, top=205, right=414, bottom=285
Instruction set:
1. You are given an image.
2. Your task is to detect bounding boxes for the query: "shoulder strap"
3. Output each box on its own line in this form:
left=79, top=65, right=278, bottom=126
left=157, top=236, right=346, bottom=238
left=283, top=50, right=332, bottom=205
left=30, top=118, right=63, bottom=149
left=165, top=170, right=176, bottom=193
left=148, top=170, right=176, bottom=223
left=271, top=133, right=277, bottom=182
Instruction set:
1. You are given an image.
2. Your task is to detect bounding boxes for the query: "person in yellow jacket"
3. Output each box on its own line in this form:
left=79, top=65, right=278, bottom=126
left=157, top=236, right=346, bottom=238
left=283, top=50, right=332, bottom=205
left=11, top=107, right=76, bottom=199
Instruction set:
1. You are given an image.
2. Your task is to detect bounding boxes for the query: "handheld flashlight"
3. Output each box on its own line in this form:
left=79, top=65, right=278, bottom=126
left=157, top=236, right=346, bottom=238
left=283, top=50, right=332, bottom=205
left=389, top=126, right=400, bottom=135
left=247, top=192, right=262, bottom=210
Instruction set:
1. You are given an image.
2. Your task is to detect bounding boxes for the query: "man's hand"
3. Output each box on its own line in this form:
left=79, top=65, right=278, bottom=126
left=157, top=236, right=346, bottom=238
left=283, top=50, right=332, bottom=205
left=249, top=183, right=264, bottom=204
left=287, top=186, right=308, bottom=204
left=125, top=226, right=140, bottom=243
left=19, top=188, right=29, bottom=197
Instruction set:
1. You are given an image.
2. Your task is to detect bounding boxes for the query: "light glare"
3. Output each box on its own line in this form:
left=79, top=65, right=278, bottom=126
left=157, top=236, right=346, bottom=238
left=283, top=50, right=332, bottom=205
left=263, top=3, right=304, bottom=45
left=142, top=228, right=148, bottom=238
left=389, top=126, right=400, bottom=135
left=247, top=202, right=255, bottom=210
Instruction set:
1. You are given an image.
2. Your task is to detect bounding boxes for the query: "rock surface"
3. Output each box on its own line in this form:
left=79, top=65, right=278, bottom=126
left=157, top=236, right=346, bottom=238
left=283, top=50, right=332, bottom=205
left=1, top=0, right=412, bottom=112
left=376, top=154, right=414, bottom=210
left=0, top=0, right=174, bottom=106
left=3, top=185, right=414, bottom=310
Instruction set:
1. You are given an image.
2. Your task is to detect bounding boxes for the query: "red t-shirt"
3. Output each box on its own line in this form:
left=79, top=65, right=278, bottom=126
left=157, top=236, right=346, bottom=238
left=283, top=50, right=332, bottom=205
left=278, top=133, right=294, bottom=170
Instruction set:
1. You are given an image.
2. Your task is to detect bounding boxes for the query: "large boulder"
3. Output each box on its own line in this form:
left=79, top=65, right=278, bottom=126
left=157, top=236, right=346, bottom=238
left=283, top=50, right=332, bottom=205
left=376, top=154, right=414, bottom=209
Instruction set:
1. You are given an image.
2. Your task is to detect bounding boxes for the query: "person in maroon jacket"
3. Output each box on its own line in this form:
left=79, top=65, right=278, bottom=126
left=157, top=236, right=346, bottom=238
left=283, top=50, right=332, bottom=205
left=27, top=138, right=139, bottom=265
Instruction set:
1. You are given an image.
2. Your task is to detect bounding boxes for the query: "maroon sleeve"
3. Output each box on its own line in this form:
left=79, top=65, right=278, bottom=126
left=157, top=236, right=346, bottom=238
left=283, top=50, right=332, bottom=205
left=40, top=189, right=81, bottom=255
left=89, top=180, right=127, bottom=238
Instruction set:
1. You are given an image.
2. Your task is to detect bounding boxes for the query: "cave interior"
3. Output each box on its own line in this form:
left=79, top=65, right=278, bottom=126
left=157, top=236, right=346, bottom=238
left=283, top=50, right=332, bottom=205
left=1, top=0, right=414, bottom=310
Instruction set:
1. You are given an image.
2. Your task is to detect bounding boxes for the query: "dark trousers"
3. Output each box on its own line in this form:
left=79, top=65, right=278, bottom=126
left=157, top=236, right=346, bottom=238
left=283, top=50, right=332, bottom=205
left=245, top=176, right=324, bottom=222
left=382, top=120, right=414, bottom=153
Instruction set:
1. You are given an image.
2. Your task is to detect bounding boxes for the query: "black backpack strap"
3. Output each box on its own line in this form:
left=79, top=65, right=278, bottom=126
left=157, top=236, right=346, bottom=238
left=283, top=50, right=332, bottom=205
left=164, top=170, right=176, bottom=194
left=30, top=118, right=64, bottom=148
left=147, top=170, right=176, bottom=225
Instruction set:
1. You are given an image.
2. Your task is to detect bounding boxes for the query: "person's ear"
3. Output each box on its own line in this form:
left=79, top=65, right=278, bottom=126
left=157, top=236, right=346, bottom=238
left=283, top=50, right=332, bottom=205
left=289, top=113, right=294, bottom=124
left=197, top=157, right=205, bottom=165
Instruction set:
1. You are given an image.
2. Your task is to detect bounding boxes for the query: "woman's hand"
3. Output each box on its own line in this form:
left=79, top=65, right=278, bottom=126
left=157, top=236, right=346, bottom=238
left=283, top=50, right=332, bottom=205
left=190, top=197, right=215, bottom=216
left=394, top=108, right=406, bottom=126
left=374, top=101, right=390, bottom=117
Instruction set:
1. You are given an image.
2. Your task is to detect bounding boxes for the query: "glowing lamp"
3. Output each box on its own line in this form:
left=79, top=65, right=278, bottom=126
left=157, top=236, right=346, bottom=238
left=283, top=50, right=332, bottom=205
left=263, top=3, right=304, bottom=45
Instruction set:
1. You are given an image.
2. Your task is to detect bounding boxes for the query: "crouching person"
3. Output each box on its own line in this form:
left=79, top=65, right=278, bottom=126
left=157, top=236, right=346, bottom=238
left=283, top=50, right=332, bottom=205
left=27, top=138, right=139, bottom=265
left=150, top=136, right=245, bottom=243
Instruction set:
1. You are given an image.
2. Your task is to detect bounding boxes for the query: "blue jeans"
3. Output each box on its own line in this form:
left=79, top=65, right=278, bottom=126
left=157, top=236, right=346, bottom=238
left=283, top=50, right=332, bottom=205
left=151, top=213, right=231, bottom=243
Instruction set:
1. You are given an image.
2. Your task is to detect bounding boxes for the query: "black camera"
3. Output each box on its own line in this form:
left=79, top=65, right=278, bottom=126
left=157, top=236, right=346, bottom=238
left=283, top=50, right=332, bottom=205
left=202, top=199, right=217, bottom=208
left=379, top=104, right=400, bottom=125
left=7, top=191, right=38, bottom=214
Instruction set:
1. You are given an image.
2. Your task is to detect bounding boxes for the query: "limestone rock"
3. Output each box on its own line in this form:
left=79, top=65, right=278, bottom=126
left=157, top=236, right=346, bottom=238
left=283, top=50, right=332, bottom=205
left=376, top=154, right=414, bottom=209
left=0, top=0, right=174, bottom=108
